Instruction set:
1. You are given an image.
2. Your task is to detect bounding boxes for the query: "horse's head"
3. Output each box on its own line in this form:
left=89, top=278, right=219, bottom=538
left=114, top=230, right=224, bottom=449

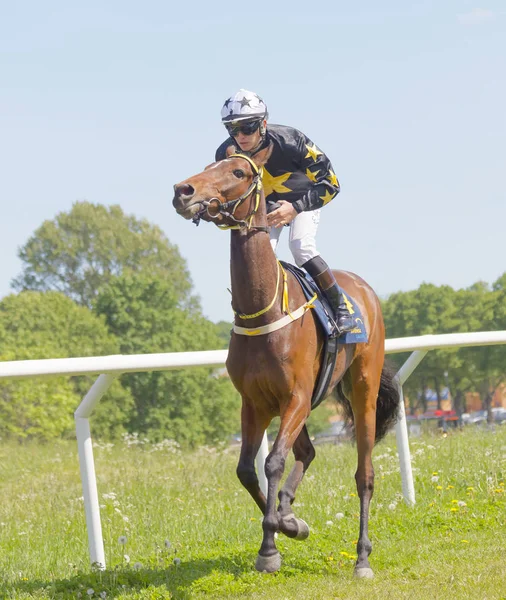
left=172, top=144, right=272, bottom=228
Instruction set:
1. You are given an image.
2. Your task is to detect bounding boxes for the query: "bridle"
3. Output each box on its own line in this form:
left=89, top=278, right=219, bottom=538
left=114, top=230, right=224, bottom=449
left=191, top=154, right=268, bottom=231
left=186, top=152, right=318, bottom=328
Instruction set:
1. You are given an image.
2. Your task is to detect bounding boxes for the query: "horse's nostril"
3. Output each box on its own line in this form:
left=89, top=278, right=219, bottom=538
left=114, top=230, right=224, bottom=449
left=176, top=183, right=195, bottom=198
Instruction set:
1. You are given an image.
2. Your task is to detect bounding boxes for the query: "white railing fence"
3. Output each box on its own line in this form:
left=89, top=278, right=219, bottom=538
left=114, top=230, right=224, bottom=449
left=1, top=330, right=505, bottom=569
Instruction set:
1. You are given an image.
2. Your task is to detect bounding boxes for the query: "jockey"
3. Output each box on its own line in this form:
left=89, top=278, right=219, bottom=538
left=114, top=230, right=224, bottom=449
left=215, top=88, right=354, bottom=335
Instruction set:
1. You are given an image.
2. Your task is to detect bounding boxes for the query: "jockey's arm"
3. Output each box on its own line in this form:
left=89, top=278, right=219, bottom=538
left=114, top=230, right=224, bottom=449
left=291, top=134, right=340, bottom=214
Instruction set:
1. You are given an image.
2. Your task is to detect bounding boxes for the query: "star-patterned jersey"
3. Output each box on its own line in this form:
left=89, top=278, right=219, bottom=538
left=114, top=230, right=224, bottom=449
left=215, top=124, right=340, bottom=213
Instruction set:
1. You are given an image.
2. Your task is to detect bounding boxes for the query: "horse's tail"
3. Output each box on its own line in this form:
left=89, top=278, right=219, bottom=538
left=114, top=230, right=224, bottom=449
left=335, top=362, right=400, bottom=444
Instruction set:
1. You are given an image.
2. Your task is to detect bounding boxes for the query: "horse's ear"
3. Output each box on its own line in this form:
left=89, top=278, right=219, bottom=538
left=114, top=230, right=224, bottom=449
left=252, top=142, right=273, bottom=168
left=225, top=144, right=238, bottom=158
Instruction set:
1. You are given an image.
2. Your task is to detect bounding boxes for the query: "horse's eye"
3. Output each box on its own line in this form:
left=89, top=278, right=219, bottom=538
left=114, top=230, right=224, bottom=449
left=233, top=169, right=245, bottom=179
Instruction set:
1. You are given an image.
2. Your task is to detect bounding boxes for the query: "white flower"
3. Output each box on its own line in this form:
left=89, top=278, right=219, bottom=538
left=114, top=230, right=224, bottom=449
left=87, top=589, right=94, bottom=596
left=388, top=502, right=397, bottom=511
left=326, top=520, right=333, bottom=526
left=123, top=554, right=130, bottom=563
left=100, top=593, right=107, bottom=599
left=134, top=562, right=142, bottom=571
left=118, top=535, right=127, bottom=545
left=164, top=539, right=172, bottom=549
left=458, top=501, right=467, bottom=507
left=173, top=557, right=181, bottom=566
left=123, top=516, right=129, bottom=522
left=431, top=476, right=439, bottom=483
left=343, top=495, right=350, bottom=501
left=335, top=512, right=344, bottom=520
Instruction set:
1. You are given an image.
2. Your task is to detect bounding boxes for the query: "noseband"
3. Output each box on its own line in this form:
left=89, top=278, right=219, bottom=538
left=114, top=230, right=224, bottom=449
left=192, top=154, right=268, bottom=231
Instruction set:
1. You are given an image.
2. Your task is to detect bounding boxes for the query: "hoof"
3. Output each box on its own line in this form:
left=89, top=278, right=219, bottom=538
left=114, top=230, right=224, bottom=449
left=279, top=513, right=310, bottom=540
left=255, top=552, right=282, bottom=573
left=294, top=518, right=310, bottom=540
left=354, top=567, right=374, bottom=580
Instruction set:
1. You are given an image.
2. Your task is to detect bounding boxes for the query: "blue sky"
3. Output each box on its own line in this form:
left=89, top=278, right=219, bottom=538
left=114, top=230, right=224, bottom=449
left=1, top=1, right=505, bottom=323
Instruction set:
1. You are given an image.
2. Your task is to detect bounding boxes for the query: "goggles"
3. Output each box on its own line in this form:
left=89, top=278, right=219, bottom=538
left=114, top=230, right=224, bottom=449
left=225, top=119, right=261, bottom=137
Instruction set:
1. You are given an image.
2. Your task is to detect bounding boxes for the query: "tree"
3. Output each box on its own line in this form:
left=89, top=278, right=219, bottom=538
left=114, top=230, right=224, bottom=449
left=0, top=291, right=134, bottom=440
left=463, top=279, right=506, bottom=420
left=382, top=278, right=506, bottom=416
left=382, top=283, right=463, bottom=413
left=94, top=273, right=241, bottom=446
left=12, top=201, right=193, bottom=309
left=492, top=272, right=506, bottom=292
left=214, top=320, right=233, bottom=348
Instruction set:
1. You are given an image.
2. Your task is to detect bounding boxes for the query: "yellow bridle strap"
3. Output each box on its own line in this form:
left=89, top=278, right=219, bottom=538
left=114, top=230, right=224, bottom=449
left=235, top=261, right=281, bottom=320
left=228, top=153, right=260, bottom=175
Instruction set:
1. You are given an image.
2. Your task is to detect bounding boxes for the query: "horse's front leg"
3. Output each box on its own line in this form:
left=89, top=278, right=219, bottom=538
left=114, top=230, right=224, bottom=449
left=277, top=424, right=315, bottom=540
left=236, top=399, right=270, bottom=514
left=256, top=401, right=309, bottom=573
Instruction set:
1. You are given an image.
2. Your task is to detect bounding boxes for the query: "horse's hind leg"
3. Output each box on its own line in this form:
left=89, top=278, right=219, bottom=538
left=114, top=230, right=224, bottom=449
left=277, top=424, right=315, bottom=540
left=347, top=355, right=382, bottom=580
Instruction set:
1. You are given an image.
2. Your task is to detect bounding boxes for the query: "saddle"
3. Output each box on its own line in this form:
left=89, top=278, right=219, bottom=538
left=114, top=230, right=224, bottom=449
left=280, top=261, right=368, bottom=410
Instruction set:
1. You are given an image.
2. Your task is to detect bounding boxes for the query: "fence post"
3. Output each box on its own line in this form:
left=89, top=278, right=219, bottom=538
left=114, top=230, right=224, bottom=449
left=75, top=374, right=117, bottom=569
left=255, top=431, right=269, bottom=497
left=394, top=350, right=428, bottom=506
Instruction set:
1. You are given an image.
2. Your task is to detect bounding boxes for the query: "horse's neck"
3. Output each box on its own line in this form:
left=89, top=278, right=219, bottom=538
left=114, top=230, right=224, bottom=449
left=230, top=228, right=279, bottom=320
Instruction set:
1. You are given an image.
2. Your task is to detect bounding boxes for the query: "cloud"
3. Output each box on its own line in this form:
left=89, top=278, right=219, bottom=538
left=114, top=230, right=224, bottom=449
left=457, top=8, right=494, bottom=25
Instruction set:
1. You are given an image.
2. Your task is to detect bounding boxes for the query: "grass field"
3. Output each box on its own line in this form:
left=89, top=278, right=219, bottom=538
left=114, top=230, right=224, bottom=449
left=0, top=426, right=505, bottom=599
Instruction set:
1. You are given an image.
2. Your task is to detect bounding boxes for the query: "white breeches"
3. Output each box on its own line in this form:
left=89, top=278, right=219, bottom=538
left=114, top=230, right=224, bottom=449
left=269, top=209, right=321, bottom=267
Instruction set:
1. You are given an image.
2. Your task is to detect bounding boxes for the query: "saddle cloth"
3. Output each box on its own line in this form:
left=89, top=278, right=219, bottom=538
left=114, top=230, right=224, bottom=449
left=280, top=261, right=368, bottom=409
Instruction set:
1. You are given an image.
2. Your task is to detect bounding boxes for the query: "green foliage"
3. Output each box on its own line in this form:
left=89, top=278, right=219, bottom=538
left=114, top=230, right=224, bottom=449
left=12, top=201, right=193, bottom=309
left=6, top=197, right=505, bottom=443
left=382, top=275, right=506, bottom=412
left=214, top=320, right=233, bottom=349
left=94, top=273, right=240, bottom=446
left=0, top=291, right=134, bottom=440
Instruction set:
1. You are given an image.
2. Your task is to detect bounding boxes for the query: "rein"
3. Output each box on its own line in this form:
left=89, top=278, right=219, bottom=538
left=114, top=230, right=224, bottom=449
left=192, top=154, right=268, bottom=231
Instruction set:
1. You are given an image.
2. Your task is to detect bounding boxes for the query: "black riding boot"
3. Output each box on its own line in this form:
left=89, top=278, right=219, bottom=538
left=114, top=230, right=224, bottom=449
left=301, top=256, right=355, bottom=335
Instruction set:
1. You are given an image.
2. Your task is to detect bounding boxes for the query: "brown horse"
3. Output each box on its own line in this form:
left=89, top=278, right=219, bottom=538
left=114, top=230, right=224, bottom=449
left=172, top=145, right=399, bottom=578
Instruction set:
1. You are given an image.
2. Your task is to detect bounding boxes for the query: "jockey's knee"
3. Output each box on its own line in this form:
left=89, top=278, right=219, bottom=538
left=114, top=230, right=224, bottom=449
left=289, top=239, right=318, bottom=268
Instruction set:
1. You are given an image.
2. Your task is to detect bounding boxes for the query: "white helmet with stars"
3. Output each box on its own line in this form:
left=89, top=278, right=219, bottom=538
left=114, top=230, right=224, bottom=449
left=220, top=89, right=268, bottom=123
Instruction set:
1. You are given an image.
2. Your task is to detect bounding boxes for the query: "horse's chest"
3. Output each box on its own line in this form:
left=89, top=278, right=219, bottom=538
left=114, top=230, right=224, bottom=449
left=228, top=336, right=284, bottom=376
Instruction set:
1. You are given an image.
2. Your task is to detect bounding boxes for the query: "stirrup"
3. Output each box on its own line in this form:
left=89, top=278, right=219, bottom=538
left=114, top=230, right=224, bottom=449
left=335, top=313, right=355, bottom=336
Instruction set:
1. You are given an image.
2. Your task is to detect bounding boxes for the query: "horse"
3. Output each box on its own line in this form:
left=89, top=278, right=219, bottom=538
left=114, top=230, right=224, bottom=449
left=172, top=144, right=400, bottom=578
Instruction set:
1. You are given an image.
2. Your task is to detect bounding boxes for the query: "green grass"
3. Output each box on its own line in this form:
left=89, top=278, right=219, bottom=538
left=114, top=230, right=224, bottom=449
left=0, top=427, right=505, bottom=599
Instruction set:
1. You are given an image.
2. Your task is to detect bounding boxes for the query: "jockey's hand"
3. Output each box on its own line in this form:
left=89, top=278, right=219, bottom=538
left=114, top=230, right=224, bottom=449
left=266, top=201, right=298, bottom=228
